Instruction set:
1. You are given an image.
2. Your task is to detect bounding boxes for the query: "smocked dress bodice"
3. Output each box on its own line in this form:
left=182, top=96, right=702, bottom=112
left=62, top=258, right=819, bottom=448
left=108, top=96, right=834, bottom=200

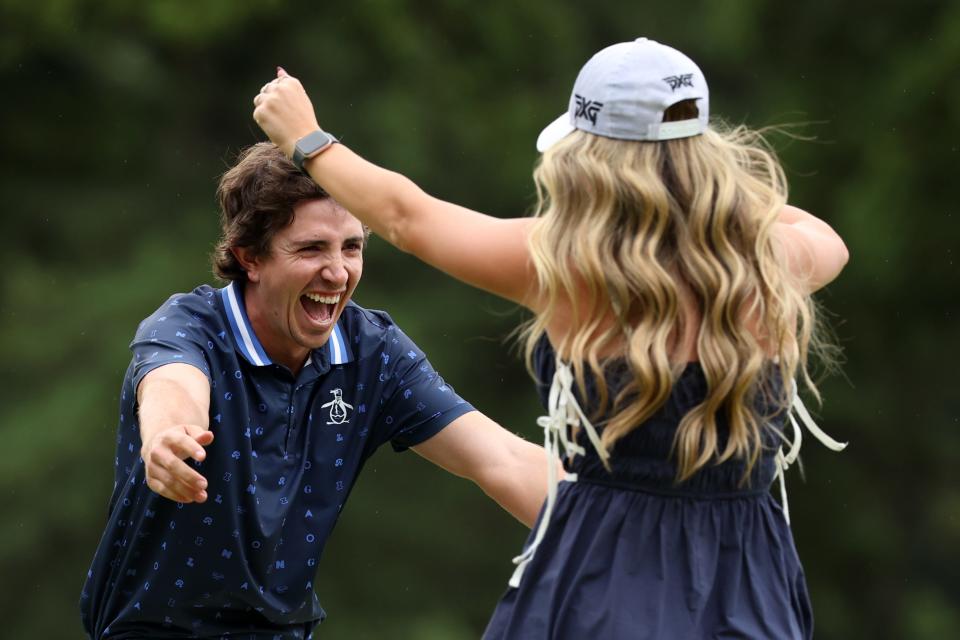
left=536, top=355, right=783, bottom=498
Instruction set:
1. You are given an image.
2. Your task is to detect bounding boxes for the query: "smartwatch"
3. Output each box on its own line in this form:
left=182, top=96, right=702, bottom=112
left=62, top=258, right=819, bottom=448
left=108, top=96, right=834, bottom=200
left=292, top=130, right=338, bottom=173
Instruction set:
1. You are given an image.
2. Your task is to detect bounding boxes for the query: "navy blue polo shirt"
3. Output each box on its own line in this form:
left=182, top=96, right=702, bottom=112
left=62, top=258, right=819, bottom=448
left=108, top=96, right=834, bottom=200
left=80, top=283, right=474, bottom=639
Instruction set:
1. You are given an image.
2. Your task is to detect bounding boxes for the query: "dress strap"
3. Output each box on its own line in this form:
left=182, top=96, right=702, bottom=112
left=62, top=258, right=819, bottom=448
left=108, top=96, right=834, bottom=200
left=773, top=380, right=847, bottom=524
left=509, top=359, right=610, bottom=588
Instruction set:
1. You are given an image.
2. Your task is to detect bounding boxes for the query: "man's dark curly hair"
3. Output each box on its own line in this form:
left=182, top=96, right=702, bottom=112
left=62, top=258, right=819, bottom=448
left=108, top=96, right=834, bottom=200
left=211, top=142, right=330, bottom=282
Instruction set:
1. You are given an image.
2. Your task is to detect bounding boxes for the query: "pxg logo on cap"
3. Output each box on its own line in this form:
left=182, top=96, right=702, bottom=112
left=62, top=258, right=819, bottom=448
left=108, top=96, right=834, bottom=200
left=573, top=94, right=604, bottom=126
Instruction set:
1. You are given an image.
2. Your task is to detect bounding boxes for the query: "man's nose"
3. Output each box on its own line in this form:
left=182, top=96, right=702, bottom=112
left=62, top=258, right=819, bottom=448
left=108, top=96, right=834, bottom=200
left=321, top=258, right=349, bottom=288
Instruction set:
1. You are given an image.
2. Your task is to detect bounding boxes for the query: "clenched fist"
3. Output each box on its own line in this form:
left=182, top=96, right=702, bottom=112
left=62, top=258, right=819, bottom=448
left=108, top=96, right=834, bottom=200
left=252, top=67, right=322, bottom=158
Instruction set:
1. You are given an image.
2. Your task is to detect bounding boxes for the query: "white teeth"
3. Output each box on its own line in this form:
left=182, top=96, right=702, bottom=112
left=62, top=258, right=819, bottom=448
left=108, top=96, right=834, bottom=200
left=304, top=293, right=341, bottom=304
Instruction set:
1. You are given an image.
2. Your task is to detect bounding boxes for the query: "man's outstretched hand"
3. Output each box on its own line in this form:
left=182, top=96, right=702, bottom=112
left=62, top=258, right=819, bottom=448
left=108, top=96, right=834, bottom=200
left=142, top=424, right=214, bottom=503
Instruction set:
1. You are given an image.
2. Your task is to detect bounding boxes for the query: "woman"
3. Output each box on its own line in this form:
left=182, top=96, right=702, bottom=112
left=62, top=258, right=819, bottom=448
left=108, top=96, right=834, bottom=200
left=253, top=37, right=848, bottom=639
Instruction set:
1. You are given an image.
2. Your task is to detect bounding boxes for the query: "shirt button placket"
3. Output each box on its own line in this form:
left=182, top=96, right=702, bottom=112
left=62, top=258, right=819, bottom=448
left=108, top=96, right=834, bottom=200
left=283, top=382, right=298, bottom=454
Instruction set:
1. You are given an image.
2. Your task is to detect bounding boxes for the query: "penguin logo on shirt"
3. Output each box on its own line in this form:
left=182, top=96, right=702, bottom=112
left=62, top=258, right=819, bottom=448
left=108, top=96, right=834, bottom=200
left=322, top=388, right=354, bottom=425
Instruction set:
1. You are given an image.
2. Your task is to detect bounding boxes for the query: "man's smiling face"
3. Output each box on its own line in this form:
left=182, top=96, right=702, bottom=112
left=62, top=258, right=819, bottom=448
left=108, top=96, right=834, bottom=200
left=237, top=197, right=364, bottom=372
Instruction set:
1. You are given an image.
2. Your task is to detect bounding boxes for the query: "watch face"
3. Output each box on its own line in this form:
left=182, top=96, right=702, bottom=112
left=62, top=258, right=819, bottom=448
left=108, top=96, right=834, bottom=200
left=297, top=130, right=334, bottom=156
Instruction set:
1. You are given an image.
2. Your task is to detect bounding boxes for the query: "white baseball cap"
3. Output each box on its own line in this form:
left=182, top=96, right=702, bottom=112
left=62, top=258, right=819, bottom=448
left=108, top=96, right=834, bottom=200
left=536, top=38, right=710, bottom=152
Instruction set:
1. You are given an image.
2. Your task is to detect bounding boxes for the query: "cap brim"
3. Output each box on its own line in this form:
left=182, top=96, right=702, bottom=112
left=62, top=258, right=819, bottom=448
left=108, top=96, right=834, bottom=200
left=536, top=113, right=575, bottom=152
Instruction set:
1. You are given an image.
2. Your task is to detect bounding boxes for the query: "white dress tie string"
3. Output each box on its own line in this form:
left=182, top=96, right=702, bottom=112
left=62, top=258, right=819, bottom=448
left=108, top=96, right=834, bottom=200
left=509, top=359, right=609, bottom=588
left=773, top=381, right=847, bottom=524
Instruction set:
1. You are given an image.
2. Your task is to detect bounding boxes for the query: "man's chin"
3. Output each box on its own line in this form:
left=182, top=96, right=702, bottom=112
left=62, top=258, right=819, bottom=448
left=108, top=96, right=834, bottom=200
left=299, top=330, right=334, bottom=351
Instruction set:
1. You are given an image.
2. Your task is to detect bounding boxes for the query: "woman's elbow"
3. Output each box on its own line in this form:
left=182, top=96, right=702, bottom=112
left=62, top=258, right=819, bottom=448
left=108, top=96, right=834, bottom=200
left=833, top=233, right=850, bottom=271
left=816, top=235, right=849, bottom=289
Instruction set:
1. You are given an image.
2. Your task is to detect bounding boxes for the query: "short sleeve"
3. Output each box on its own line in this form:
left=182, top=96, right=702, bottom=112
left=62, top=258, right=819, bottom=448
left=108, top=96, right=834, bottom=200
left=130, top=292, right=217, bottom=392
left=372, top=326, right=474, bottom=452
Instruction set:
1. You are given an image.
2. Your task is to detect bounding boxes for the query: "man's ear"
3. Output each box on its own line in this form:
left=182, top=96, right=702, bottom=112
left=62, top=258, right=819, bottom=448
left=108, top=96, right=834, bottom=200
left=231, top=247, right=261, bottom=283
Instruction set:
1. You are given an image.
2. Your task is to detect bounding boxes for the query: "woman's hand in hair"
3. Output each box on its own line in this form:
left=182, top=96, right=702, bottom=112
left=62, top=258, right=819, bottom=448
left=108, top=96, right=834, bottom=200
left=252, top=67, right=321, bottom=159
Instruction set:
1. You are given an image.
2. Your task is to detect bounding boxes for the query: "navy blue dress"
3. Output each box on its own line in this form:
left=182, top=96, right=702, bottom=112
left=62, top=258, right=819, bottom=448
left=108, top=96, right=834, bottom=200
left=484, top=338, right=814, bottom=639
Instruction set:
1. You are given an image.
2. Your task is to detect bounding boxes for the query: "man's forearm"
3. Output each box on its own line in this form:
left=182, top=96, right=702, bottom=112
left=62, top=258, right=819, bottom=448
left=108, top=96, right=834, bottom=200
left=479, top=439, right=555, bottom=528
left=136, top=363, right=215, bottom=503
left=412, top=413, right=553, bottom=528
left=137, top=364, right=211, bottom=444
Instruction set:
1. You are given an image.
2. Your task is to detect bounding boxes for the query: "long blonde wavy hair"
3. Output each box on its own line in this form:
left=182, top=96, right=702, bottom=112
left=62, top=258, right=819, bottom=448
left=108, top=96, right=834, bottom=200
left=523, top=101, right=831, bottom=481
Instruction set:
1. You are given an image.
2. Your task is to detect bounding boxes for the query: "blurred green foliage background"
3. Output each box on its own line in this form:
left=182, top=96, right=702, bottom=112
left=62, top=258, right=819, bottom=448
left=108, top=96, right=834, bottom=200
left=1, top=1, right=958, bottom=638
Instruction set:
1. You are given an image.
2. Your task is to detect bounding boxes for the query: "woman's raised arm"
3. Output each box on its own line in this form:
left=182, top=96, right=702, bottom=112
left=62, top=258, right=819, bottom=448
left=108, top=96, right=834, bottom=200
left=253, top=69, right=537, bottom=307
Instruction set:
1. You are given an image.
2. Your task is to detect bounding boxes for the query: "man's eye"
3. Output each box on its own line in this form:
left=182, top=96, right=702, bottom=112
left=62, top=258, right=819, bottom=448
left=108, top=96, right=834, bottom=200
left=300, top=246, right=319, bottom=253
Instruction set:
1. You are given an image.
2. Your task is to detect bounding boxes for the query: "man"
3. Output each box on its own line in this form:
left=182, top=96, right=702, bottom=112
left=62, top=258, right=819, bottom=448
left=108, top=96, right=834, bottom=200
left=80, top=143, right=548, bottom=639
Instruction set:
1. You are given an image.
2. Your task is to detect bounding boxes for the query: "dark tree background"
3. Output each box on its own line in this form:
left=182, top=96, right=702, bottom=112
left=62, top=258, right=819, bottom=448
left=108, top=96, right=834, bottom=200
left=1, top=1, right=957, bottom=638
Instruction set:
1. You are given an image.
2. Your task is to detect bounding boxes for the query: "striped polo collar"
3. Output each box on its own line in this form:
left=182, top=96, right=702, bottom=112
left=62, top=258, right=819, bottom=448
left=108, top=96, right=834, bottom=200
left=325, top=315, right=353, bottom=365
left=219, top=282, right=353, bottom=367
